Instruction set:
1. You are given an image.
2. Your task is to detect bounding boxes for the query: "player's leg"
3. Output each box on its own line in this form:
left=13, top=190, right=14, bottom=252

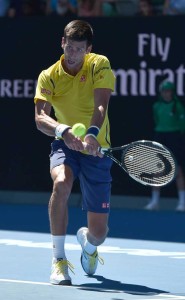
left=49, top=140, right=79, bottom=285
left=49, top=164, right=74, bottom=285
left=144, top=186, right=160, bottom=210
left=144, top=132, right=163, bottom=210
left=175, top=166, right=185, bottom=211
left=167, top=133, right=185, bottom=212
left=77, top=154, right=112, bottom=275
left=49, top=164, right=73, bottom=241
left=77, top=212, right=108, bottom=275
left=87, top=212, right=109, bottom=246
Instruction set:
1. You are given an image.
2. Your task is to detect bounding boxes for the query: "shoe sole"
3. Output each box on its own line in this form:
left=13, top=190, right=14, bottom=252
left=77, top=227, right=96, bottom=275
left=144, top=206, right=159, bottom=211
left=80, top=252, right=97, bottom=276
left=50, top=279, right=72, bottom=285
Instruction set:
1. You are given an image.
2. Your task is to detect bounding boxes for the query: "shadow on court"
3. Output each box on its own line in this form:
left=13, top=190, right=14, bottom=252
left=76, top=275, right=168, bottom=296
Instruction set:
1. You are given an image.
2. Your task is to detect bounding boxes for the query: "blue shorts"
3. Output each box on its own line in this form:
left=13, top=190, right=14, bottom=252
left=49, top=139, right=113, bottom=213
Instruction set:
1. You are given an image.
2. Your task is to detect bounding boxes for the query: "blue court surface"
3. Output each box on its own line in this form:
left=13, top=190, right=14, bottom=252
left=0, top=229, right=185, bottom=300
left=0, top=202, right=185, bottom=300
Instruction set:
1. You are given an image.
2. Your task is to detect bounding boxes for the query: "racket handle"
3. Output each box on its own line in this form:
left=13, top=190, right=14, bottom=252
left=82, top=142, right=106, bottom=154
left=98, top=147, right=107, bottom=154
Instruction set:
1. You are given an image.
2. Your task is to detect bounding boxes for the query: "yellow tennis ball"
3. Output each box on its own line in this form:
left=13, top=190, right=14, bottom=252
left=72, top=123, right=86, bottom=137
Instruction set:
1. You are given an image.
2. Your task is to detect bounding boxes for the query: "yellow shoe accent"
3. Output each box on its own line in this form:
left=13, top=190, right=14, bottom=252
left=81, top=249, right=104, bottom=275
left=88, top=250, right=104, bottom=267
left=77, top=227, right=104, bottom=275
left=50, top=259, right=74, bottom=285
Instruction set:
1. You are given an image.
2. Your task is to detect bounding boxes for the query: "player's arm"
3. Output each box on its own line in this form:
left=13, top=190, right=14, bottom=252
left=91, top=88, right=111, bottom=128
left=35, top=99, right=84, bottom=151
left=35, top=99, right=58, bottom=136
left=84, top=88, right=112, bottom=156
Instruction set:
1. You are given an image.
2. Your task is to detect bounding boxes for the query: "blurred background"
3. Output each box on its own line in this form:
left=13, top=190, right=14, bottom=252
left=0, top=0, right=185, bottom=240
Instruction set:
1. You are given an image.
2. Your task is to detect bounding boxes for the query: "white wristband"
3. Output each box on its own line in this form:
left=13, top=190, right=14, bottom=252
left=55, top=124, right=71, bottom=138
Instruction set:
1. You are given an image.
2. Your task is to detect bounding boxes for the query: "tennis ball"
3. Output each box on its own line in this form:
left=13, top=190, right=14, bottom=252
left=71, top=123, right=86, bottom=137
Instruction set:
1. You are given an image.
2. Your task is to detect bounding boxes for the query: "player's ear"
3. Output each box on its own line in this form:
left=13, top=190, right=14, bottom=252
left=86, top=44, right=92, bottom=54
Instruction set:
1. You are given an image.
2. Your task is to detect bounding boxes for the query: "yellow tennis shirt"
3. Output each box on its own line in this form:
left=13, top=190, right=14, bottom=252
left=34, top=53, right=115, bottom=148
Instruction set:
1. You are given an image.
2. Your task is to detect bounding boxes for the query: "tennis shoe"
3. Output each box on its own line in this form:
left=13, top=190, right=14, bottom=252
left=144, top=201, right=159, bottom=210
left=50, top=258, right=74, bottom=285
left=176, top=202, right=185, bottom=212
left=77, top=227, right=104, bottom=275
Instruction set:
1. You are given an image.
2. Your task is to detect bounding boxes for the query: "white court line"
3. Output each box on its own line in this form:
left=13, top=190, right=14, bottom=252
left=0, top=279, right=122, bottom=292
left=1, top=239, right=185, bottom=258
left=0, top=278, right=122, bottom=291
left=146, top=296, right=185, bottom=300
left=0, top=279, right=185, bottom=299
left=0, top=279, right=50, bottom=286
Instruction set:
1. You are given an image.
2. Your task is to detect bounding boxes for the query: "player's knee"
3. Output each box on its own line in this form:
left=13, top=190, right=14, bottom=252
left=53, top=175, right=72, bottom=200
left=88, top=226, right=109, bottom=246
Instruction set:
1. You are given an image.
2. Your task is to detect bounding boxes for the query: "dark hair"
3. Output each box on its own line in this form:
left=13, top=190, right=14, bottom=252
left=63, top=20, right=93, bottom=47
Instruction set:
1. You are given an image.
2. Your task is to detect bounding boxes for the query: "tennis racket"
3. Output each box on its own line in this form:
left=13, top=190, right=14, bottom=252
left=98, top=140, right=177, bottom=187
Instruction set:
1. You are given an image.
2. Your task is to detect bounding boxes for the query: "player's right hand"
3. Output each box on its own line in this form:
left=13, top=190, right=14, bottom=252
left=83, top=135, right=103, bottom=158
left=63, top=129, right=84, bottom=151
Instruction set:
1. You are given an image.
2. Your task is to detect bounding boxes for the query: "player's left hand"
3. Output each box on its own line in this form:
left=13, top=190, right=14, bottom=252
left=84, top=135, right=103, bottom=157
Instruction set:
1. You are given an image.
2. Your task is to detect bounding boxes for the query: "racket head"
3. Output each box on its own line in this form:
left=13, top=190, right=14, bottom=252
left=121, top=140, right=177, bottom=187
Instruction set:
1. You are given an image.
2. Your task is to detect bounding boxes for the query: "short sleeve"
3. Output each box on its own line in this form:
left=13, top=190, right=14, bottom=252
left=92, top=56, right=115, bottom=91
left=34, top=70, right=54, bottom=104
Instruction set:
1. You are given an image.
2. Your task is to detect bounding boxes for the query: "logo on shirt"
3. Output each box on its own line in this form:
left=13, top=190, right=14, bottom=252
left=94, top=66, right=109, bottom=75
left=41, top=88, right=51, bottom=95
left=80, top=75, right=86, bottom=82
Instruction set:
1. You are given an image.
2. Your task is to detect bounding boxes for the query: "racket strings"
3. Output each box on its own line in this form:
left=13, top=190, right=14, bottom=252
left=121, top=143, right=176, bottom=185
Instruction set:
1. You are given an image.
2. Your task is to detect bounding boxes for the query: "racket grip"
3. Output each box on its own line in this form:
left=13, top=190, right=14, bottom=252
left=98, top=147, right=107, bottom=154
left=98, top=146, right=105, bottom=154
left=82, top=142, right=106, bottom=154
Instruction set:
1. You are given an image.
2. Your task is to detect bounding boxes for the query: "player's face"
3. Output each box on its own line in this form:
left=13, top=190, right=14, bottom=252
left=61, top=38, right=91, bottom=73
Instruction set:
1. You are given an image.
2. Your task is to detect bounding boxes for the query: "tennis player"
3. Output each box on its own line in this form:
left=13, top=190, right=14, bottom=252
left=34, top=20, right=115, bottom=285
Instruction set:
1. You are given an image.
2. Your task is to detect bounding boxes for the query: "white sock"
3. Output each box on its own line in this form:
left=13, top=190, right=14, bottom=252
left=178, top=190, right=185, bottom=205
left=84, top=240, right=97, bottom=255
left=150, top=189, right=160, bottom=204
left=52, top=235, right=66, bottom=260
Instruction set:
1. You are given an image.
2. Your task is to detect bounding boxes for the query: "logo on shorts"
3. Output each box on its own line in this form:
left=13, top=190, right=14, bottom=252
left=102, top=203, right=109, bottom=209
